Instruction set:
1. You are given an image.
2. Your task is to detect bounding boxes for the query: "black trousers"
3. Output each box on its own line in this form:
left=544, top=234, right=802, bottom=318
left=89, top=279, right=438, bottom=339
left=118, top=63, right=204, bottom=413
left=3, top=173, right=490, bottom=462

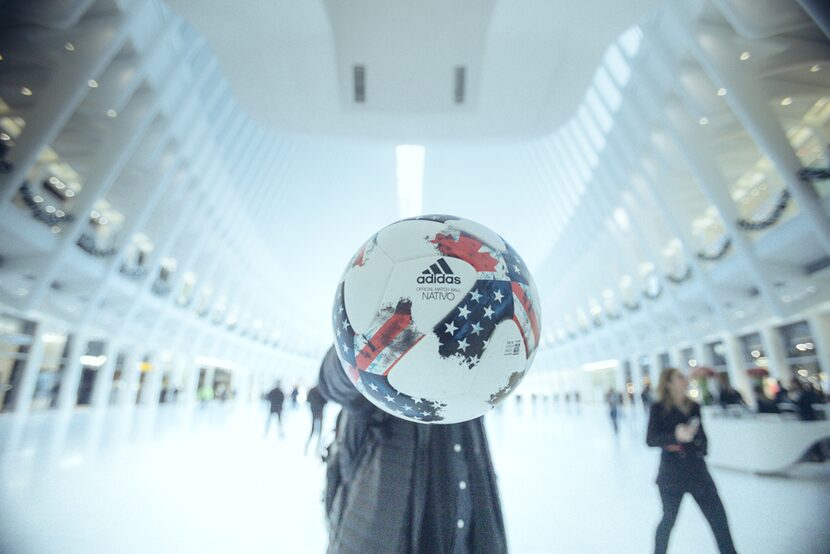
left=655, top=467, right=737, bottom=554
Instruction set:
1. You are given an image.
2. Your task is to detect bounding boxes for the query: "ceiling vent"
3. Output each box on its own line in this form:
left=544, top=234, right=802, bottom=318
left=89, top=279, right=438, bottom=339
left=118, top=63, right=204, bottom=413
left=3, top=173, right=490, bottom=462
left=353, top=65, right=366, bottom=103
left=454, top=66, right=466, bottom=104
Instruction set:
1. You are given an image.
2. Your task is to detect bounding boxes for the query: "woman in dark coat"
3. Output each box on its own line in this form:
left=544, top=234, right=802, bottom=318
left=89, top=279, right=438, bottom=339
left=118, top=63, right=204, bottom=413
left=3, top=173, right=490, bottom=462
left=318, top=345, right=507, bottom=554
left=646, top=367, right=737, bottom=554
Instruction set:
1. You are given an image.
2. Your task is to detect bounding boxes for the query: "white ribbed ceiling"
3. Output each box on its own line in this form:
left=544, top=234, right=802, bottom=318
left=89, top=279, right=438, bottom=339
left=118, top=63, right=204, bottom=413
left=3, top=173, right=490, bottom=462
left=165, top=0, right=659, bottom=139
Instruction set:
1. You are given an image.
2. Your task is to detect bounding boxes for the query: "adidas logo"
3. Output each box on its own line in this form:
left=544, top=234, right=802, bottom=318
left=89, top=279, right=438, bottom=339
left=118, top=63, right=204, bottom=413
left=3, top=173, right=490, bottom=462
left=416, top=258, right=462, bottom=284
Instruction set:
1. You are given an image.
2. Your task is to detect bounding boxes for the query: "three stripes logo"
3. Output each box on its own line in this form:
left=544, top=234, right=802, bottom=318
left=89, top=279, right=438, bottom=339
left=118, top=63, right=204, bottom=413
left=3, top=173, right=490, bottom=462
left=416, top=258, right=462, bottom=284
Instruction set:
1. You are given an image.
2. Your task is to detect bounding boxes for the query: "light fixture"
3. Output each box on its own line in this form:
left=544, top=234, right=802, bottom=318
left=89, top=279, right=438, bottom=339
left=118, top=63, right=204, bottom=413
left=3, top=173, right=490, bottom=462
left=780, top=97, right=792, bottom=106
left=99, top=217, right=108, bottom=225
left=106, top=109, right=117, bottom=118
left=33, top=195, right=43, bottom=203
left=751, top=350, right=761, bottom=358
left=51, top=226, right=61, bottom=233
left=0, top=133, right=9, bottom=141
left=716, top=88, right=727, bottom=96
left=64, top=42, right=75, bottom=51
left=20, top=86, right=32, bottom=96
left=810, top=64, right=821, bottom=73
left=0, top=54, right=4, bottom=61
left=395, top=145, right=425, bottom=218
left=45, top=205, right=56, bottom=213
left=689, top=359, right=698, bottom=368
left=739, top=51, right=751, bottom=61
left=698, top=116, right=709, bottom=125
left=65, top=189, right=75, bottom=198
left=80, top=355, right=107, bottom=367
left=88, top=79, right=98, bottom=88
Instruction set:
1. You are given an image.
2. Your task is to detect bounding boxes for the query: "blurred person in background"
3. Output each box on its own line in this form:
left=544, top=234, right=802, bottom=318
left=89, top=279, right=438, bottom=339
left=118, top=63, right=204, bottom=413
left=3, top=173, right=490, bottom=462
left=265, top=381, right=286, bottom=438
left=753, top=385, right=780, bottom=414
left=305, top=383, right=327, bottom=455
left=606, top=388, right=621, bottom=434
left=647, top=368, right=738, bottom=554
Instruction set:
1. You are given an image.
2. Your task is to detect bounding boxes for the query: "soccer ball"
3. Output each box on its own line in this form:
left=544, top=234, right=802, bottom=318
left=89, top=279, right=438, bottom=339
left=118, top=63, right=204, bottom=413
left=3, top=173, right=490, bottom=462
left=332, top=214, right=541, bottom=424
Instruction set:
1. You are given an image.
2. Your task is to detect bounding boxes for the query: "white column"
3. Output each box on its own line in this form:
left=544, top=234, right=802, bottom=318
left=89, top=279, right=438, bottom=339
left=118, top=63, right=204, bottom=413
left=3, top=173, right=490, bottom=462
left=118, top=351, right=143, bottom=407
left=56, top=331, right=88, bottom=410
left=649, top=352, right=662, bottom=388
left=807, top=312, right=830, bottom=394
left=91, top=343, right=127, bottom=408
left=722, top=333, right=752, bottom=404
left=760, top=325, right=790, bottom=382
left=11, top=323, right=46, bottom=414
left=630, top=356, right=643, bottom=402
left=139, top=354, right=164, bottom=406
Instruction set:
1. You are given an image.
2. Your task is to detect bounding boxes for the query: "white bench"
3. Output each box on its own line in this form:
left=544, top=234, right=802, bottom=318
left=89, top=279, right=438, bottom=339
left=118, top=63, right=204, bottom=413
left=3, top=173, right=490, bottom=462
left=701, top=407, right=830, bottom=474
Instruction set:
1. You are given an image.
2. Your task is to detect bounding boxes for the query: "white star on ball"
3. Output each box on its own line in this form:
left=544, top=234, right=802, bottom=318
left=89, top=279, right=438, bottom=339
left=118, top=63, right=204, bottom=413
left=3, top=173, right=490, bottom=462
left=457, top=338, right=470, bottom=351
left=458, top=305, right=471, bottom=319
left=493, top=290, right=505, bottom=302
left=444, top=321, right=458, bottom=335
left=484, top=305, right=495, bottom=319
left=470, top=289, right=482, bottom=302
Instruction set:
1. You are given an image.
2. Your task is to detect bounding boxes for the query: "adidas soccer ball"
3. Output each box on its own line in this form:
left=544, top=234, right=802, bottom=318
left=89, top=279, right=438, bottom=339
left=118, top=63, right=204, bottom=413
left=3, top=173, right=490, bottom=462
left=333, top=215, right=540, bottom=423
left=332, top=215, right=541, bottom=424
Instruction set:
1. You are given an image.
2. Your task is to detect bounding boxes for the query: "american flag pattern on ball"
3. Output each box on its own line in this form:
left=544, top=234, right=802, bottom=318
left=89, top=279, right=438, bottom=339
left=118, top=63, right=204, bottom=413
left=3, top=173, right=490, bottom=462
left=333, top=215, right=541, bottom=424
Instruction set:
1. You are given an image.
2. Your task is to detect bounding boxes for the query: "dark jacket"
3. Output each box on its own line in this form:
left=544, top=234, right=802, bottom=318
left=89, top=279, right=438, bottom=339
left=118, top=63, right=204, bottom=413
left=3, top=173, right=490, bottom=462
left=646, top=401, right=708, bottom=485
left=307, top=385, right=327, bottom=417
left=266, top=387, right=285, bottom=413
left=318, top=346, right=507, bottom=554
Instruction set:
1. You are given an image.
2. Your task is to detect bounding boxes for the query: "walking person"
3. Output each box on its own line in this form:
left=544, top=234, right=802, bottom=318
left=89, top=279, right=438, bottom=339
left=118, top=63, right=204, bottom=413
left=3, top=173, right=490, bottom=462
left=605, top=388, right=621, bottom=434
left=264, top=381, right=286, bottom=438
left=304, top=384, right=327, bottom=455
left=647, top=368, right=737, bottom=554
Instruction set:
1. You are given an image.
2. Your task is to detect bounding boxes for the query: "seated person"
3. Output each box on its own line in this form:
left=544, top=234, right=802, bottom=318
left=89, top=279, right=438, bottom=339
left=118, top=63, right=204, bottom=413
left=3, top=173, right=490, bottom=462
left=753, top=385, right=780, bottom=414
left=717, top=383, right=746, bottom=409
left=791, top=379, right=824, bottom=421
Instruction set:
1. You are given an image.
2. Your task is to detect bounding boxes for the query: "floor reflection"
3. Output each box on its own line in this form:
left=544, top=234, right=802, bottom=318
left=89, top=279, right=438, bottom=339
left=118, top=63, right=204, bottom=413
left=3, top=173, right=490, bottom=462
left=1, top=400, right=828, bottom=553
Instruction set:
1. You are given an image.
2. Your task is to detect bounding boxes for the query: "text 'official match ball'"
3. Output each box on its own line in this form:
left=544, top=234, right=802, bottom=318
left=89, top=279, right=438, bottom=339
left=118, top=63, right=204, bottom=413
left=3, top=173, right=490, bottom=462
left=332, top=214, right=541, bottom=424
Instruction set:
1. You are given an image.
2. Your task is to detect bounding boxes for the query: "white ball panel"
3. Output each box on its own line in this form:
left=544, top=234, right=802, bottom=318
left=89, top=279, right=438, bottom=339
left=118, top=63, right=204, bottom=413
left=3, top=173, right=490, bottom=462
left=387, top=333, right=476, bottom=399
left=343, top=246, right=395, bottom=335
left=375, top=219, right=446, bottom=262
left=447, top=218, right=506, bottom=252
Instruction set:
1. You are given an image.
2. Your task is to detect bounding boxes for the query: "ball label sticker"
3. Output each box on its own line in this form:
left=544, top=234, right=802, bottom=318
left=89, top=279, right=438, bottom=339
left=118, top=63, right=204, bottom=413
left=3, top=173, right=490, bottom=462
left=503, top=340, right=522, bottom=356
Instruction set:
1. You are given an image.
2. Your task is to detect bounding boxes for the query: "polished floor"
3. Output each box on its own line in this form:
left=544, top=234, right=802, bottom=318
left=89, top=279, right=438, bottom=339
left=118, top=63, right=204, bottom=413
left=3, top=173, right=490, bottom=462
left=1, top=398, right=829, bottom=553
